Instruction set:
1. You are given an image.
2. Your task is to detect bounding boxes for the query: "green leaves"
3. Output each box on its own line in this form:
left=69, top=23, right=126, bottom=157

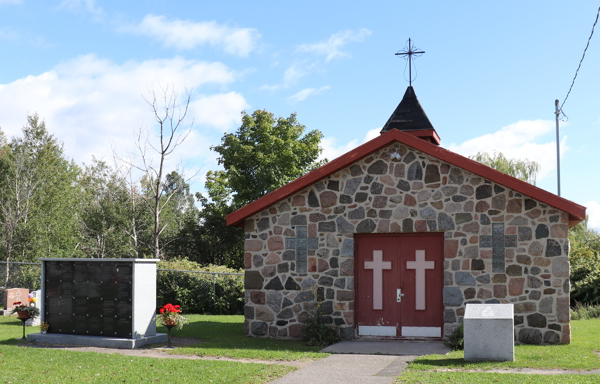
left=471, top=151, right=540, bottom=185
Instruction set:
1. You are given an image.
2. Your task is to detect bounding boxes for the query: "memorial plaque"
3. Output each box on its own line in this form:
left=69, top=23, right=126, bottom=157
left=44, top=260, right=133, bottom=338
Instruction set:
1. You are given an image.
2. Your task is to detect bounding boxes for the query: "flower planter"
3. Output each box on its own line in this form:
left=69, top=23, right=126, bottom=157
left=17, top=311, right=30, bottom=320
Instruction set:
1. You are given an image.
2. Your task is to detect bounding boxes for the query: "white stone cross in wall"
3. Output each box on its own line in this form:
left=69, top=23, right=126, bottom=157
left=406, top=250, right=435, bottom=310
left=364, top=250, right=392, bottom=310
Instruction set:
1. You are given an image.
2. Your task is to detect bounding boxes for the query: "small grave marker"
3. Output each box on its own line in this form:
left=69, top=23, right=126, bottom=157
left=3, top=288, right=29, bottom=316
left=464, top=303, right=515, bottom=362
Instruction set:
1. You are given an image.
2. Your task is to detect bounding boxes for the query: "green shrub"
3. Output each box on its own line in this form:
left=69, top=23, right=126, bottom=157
left=443, top=324, right=464, bottom=351
left=157, top=258, right=244, bottom=315
left=570, top=243, right=600, bottom=305
left=571, top=303, right=600, bottom=320
left=302, top=303, right=340, bottom=348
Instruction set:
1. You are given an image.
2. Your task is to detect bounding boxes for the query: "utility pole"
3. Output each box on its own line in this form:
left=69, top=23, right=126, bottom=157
left=554, top=99, right=561, bottom=197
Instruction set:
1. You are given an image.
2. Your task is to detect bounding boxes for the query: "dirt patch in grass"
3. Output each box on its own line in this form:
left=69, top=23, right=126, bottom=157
left=21, top=338, right=314, bottom=368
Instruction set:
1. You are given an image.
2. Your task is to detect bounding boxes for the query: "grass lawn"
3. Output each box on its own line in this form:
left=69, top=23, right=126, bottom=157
left=158, top=314, right=327, bottom=361
left=395, top=319, right=600, bottom=383
left=0, top=315, right=317, bottom=383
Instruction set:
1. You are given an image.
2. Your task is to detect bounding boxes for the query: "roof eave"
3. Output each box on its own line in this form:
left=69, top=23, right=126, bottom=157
left=227, top=130, right=586, bottom=228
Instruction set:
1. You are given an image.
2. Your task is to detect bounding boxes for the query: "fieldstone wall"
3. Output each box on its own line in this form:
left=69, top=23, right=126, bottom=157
left=242, top=142, right=571, bottom=344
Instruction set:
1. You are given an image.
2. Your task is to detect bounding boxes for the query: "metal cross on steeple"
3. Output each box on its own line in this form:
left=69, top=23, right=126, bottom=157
left=395, top=38, right=425, bottom=86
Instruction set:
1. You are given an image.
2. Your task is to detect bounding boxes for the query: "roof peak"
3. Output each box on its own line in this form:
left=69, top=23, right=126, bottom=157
left=380, top=86, right=440, bottom=144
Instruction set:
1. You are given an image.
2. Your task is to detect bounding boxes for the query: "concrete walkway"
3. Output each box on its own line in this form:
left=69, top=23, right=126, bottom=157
left=271, top=341, right=450, bottom=384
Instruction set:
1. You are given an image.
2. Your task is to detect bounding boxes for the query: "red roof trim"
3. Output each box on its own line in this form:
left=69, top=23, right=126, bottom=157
left=403, top=129, right=441, bottom=145
left=227, top=130, right=586, bottom=227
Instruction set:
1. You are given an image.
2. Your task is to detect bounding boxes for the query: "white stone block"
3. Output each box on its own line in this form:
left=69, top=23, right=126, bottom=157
left=464, top=303, right=515, bottom=362
left=25, top=290, right=42, bottom=327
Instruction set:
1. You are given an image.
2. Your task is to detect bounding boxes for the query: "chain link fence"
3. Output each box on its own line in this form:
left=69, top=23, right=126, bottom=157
left=0, top=261, right=244, bottom=315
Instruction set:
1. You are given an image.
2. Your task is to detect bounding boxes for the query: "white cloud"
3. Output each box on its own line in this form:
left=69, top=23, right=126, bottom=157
left=123, top=15, right=260, bottom=56
left=445, top=120, right=567, bottom=182
left=260, top=62, right=310, bottom=91
left=0, top=55, right=247, bottom=171
left=585, top=201, right=600, bottom=232
left=60, top=0, right=104, bottom=16
left=190, top=92, right=249, bottom=131
left=297, top=28, right=372, bottom=62
left=287, top=86, right=330, bottom=103
left=319, top=128, right=381, bottom=161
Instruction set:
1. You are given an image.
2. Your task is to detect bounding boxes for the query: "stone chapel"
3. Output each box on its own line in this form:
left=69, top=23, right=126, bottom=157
left=227, top=86, right=586, bottom=344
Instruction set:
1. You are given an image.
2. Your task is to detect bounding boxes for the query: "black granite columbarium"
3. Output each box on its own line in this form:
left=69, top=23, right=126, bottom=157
left=37, top=258, right=160, bottom=346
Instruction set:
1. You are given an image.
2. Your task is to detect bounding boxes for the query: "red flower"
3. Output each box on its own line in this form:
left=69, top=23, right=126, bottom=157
left=160, top=308, right=164, bottom=314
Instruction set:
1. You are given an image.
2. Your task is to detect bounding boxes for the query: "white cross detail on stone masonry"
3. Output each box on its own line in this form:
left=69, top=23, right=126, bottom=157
left=364, top=250, right=392, bottom=310
left=406, top=250, right=435, bottom=310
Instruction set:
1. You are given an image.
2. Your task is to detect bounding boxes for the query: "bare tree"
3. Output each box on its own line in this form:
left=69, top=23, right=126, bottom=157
left=117, top=85, right=197, bottom=259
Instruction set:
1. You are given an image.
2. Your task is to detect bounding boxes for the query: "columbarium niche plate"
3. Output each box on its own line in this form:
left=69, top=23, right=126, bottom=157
left=44, top=260, right=133, bottom=338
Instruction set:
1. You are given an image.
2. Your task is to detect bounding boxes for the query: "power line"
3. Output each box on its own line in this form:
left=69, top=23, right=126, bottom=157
left=559, top=5, right=600, bottom=118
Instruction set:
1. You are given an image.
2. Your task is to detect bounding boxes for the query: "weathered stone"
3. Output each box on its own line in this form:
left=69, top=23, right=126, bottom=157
left=407, top=162, right=423, bottom=180
left=506, top=265, right=522, bottom=276
left=476, top=274, right=490, bottom=284
left=444, top=309, right=457, bottom=323
left=402, top=218, right=413, bottom=232
left=267, top=236, right=284, bottom=251
left=480, top=214, right=491, bottom=225
left=256, top=306, right=274, bottom=321
left=493, top=284, right=507, bottom=298
left=514, top=302, right=535, bottom=313
left=327, top=180, right=339, bottom=191
left=527, top=313, right=547, bottom=328
left=528, top=290, right=541, bottom=300
left=456, top=213, right=472, bottom=224
left=464, top=287, right=476, bottom=299
left=307, top=190, right=320, bottom=207
left=424, top=164, right=441, bottom=183
left=404, top=194, right=417, bottom=206
left=552, top=257, right=569, bottom=278
left=419, top=207, right=435, bottom=220
left=340, top=259, right=353, bottom=276
left=448, top=168, right=464, bottom=184
left=464, top=246, right=479, bottom=258
left=341, top=239, right=353, bottom=257
left=475, top=201, right=490, bottom=213
left=319, top=191, right=338, bottom=208
left=527, top=275, right=543, bottom=289
left=462, top=222, right=480, bottom=233
left=265, top=276, right=284, bottom=290
left=277, top=308, right=294, bottom=319
left=336, top=290, right=353, bottom=301
left=476, top=185, right=492, bottom=200
left=491, top=195, right=506, bottom=210
left=309, top=213, right=326, bottom=223
left=444, top=239, right=459, bottom=258
left=492, top=274, right=507, bottom=283
left=245, top=271, right=264, bottom=290
left=471, top=260, right=485, bottom=271
left=507, top=199, right=522, bottom=213
left=284, top=277, right=300, bottom=291
left=445, top=202, right=461, bottom=213
left=343, top=177, right=362, bottom=195
left=318, top=221, right=336, bottom=232
left=516, top=254, right=531, bottom=265
left=438, top=212, right=455, bottom=230
left=291, top=215, right=307, bottom=226
left=456, top=271, right=476, bottom=286
left=403, top=152, right=416, bottom=164
left=367, top=160, right=388, bottom=174
left=528, top=242, right=543, bottom=256
left=524, top=199, right=537, bottom=210
left=355, top=192, right=368, bottom=202
left=539, top=297, right=553, bottom=313
left=519, top=328, right=542, bottom=345
left=350, top=164, right=363, bottom=176
left=508, top=277, right=524, bottom=296
left=509, top=216, right=528, bottom=226
left=545, top=239, right=562, bottom=257
left=476, top=288, right=492, bottom=299
left=245, top=239, right=263, bottom=252
left=282, top=250, right=295, bottom=261
left=396, top=179, right=410, bottom=192
left=348, top=207, right=365, bottom=220
left=514, top=315, right=524, bottom=325
left=257, top=218, right=271, bottom=232
left=557, top=297, right=569, bottom=323
left=444, top=287, right=463, bottom=306
left=370, top=182, right=383, bottom=195
left=253, top=254, right=264, bottom=268
left=441, top=186, right=458, bottom=196
left=357, top=219, right=376, bottom=233
left=543, top=331, right=560, bottom=344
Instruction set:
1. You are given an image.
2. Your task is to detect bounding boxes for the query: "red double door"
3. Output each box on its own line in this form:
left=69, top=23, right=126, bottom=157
left=356, top=233, right=443, bottom=338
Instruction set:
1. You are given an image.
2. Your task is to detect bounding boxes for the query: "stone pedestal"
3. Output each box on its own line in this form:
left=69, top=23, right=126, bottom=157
left=464, top=303, right=515, bottom=362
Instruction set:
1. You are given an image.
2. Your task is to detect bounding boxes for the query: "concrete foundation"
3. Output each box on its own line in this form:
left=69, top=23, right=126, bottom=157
left=27, top=332, right=168, bottom=349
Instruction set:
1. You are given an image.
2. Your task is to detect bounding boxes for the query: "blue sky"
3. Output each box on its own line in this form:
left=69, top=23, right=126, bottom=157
left=1, top=1, right=599, bottom=230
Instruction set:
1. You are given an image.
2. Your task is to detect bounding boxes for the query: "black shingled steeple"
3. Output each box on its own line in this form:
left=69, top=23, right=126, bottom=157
left=380, top=86, right=440, bottom=144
